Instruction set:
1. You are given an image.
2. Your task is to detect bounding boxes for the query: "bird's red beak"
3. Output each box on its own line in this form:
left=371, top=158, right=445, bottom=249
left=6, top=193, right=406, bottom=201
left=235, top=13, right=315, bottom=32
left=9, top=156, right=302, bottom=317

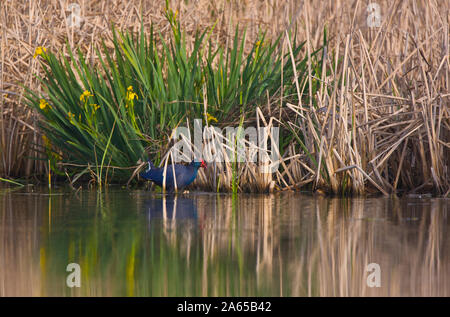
left=201, top=160, right=207, bottom=168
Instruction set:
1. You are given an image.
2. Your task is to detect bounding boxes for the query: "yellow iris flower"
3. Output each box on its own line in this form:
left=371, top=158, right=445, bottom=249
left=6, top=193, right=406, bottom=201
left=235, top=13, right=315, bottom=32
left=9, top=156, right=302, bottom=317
left=33, top=46, right=47, bottom=59
left=67, top=111, right=75, bottom=122
left=90, top=103, right=100, bottom=112
left=39, top=99, right=50, bottom=110
left=126, top=86, right=138, bottom=101
left=80, top=90, right=93, bottom=102
left=207, top=113, right=218, bottom=123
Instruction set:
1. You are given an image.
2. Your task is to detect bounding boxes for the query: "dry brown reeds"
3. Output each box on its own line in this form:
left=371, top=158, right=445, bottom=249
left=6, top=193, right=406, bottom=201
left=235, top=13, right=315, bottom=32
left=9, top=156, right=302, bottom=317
left=0, top=0, right=449, bottom=194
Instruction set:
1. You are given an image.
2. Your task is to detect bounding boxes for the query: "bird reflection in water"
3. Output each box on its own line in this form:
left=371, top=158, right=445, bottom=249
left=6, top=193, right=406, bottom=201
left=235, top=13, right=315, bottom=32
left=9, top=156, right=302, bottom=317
left=144, top=195, right=198, bottom=221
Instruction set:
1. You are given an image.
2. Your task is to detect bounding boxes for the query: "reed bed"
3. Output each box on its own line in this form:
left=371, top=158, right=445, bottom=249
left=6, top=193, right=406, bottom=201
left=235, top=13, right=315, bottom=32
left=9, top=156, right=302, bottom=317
left=1, top=0, right=449, bottom=195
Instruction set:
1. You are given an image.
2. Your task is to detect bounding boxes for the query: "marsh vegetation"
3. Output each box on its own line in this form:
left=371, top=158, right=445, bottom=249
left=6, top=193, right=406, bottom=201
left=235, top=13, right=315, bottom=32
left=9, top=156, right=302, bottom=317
left=1, top=0, right=449, bottom=195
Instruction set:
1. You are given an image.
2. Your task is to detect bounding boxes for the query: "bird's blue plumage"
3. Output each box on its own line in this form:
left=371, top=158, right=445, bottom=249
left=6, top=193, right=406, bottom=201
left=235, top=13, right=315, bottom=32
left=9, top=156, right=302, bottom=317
left=140, top=160, right=206, bottom=191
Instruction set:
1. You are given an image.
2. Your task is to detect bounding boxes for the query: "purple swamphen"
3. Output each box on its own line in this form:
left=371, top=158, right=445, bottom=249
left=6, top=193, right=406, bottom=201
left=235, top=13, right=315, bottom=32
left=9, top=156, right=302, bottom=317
left=140, top=160, right=207, bottom=191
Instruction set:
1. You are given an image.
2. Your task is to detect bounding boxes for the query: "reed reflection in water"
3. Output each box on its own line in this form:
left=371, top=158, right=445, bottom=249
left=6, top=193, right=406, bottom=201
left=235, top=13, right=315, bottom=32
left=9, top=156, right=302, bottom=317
left=0, top=189, right=449, bottom=296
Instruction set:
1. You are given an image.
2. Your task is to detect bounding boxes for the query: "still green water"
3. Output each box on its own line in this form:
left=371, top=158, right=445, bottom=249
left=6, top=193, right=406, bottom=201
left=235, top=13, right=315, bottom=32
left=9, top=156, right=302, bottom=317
left=0, top=187, right=449, bottom=296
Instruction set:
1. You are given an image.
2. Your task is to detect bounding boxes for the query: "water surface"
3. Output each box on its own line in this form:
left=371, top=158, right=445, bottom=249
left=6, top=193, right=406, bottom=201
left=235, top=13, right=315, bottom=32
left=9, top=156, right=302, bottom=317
left=0, top=187, right=449, bottom=296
